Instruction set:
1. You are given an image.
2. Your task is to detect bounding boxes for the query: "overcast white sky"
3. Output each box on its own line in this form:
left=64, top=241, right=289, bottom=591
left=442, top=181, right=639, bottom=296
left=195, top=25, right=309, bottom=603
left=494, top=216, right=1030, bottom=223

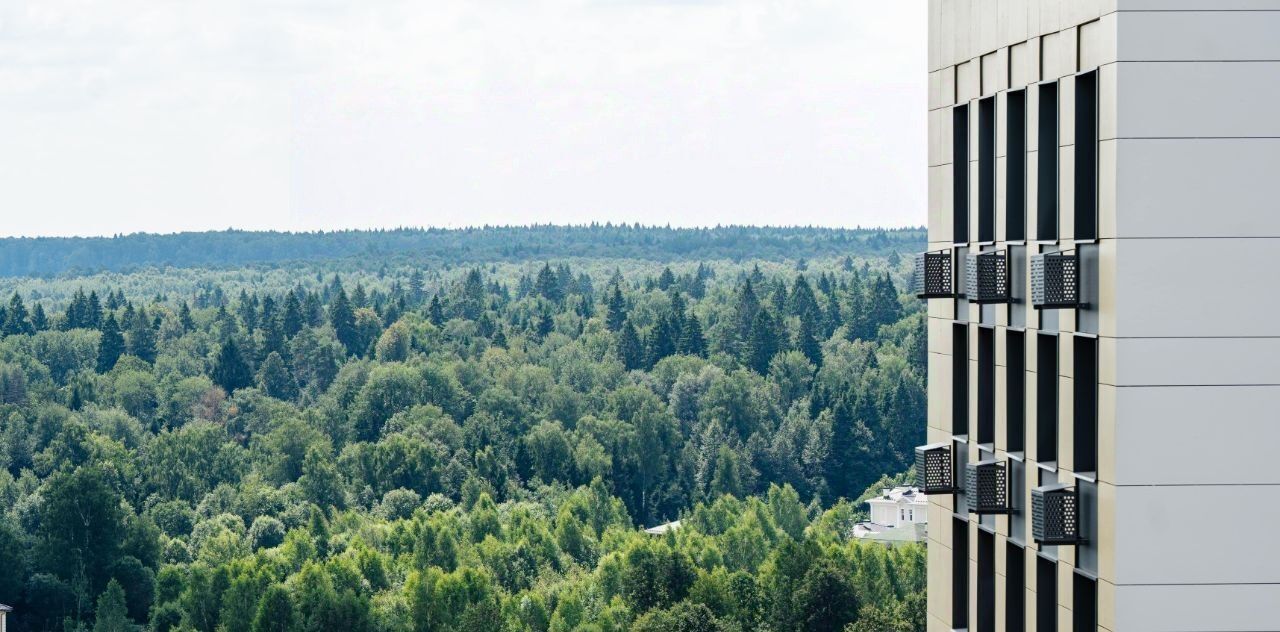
left=0, top=1, right=926, bottom=237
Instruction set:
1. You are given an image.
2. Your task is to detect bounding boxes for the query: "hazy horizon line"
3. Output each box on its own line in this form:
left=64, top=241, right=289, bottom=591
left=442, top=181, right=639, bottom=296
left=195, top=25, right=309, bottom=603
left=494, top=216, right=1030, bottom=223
left=4, top=222, right=927, bottom=240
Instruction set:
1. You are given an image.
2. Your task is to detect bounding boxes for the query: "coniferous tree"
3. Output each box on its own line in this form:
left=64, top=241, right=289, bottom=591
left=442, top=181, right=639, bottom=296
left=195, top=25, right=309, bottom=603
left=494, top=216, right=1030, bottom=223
left=281, top=291, right=304, bottom=336
left=96, top=314, right=125, bottom=372
left=3, top=293, right=32, bottom=336
left=797, top=313, right=823, bottom=368
left=329, top=290, right=359, bottom=355
left=212, top=338, right=253, bottom=393
left=86, top=290, right=103, bottom=328
left=178, top=301, right=195, bottom=332
left=428, top=295, right=445, bottom=327
left=31, top=303, right=48, bottom=332
left=657, top=267, right=676, bottom=290
left=605, top=286, right=627, bottom=332
left=746, top=309, right=780, bottom=375
left=617, top=322, right=644, bottom=371
left=677, top=313, right=707, bottom=357
left=536, top=263, right=563, bottom=303
left=126, top=310, right=157, bottom=363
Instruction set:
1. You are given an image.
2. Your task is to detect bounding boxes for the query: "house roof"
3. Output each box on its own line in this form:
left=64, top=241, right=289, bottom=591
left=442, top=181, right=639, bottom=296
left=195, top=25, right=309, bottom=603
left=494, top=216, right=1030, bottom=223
left=867, top=486, right=929, bottom=505
left=644, top=520, right=681, bottom=535
left=853, top=522, right=927, bottom=544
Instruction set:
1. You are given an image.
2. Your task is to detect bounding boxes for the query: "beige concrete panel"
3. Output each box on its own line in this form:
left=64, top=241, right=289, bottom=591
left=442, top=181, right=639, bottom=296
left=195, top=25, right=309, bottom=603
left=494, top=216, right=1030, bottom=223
left=1113, top=337, right=1280, bottom=386
left=995, top=157, right=1007, bottom=245
left=1027, top=0, right=1042, bottom=40
left=929, top=70, right=942, bottom=112
left=1096, top=239, right=1116, bottom=337
left=929, top=0, right=942, bottom=71
left=927, top=352, right=952, bottom=432
left=1060, top=26, right=1079, bottom=77
left=927, top=296, right=955, bottom=319
left=995, top=365, right=1008, bottom=449
left=1098, top=62, right=1116, bottom=141
left=1097, top=384, right=1115, bottom=484
left=980, top=51, right=999, bottom=96
left=1079, top=14, right=1117, bottom=70
left=928, top=109, right=943, bottom=167
left=1120, top=0, right=1280, bottom=7
left=1114, top=584, right=1280, bottom=632
left=1010, top=41, right=1033, bottom=89
left=957, top=60, right=980, bottom=103
left=1041, top=31, right=1063, bottom=80
left=978, top=0, right=998, bottom=56
left=1040, top=0, right=1062, bottom=35
left=1058, top=374, right=1074, bottom=472
left=1097, top=481, right=1116, bottom=582
left=927, top=613, right=950, bottom=632
left=1005, top=0, right=1030, bottom=46
left=1098, top=578, right=1116, bottom=632
left=928, top=314, right=953, bottom=355
left=941, top=65, right=956, bottom=106
left=927, top=166, right=950, bottom=243
left=1058, top=74, right=1075, bottom=147
left=927, top=539, right=953, bottom=620
left=956, top=0, right=973, bottom=64
left=1097, top=140, right=1116, bottom=240
left=942, top=0, right=957, bottom=68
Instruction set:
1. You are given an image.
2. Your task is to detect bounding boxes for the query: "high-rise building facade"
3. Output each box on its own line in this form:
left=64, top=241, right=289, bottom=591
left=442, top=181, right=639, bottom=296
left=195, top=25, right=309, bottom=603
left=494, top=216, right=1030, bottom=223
left=918, top=1, right=1280, bottom=630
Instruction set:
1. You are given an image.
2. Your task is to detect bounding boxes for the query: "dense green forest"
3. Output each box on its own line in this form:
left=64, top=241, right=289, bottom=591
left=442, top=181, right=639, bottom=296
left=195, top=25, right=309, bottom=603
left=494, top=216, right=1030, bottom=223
left=0, top=229, right=927, bottom=632
left=0, top=225, right=922, bottom=277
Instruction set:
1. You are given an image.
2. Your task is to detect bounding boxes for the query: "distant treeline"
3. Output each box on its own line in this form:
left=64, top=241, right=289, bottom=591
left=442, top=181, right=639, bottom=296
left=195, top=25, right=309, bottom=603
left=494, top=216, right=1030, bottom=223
left=0, top=225, right=925, bottom=277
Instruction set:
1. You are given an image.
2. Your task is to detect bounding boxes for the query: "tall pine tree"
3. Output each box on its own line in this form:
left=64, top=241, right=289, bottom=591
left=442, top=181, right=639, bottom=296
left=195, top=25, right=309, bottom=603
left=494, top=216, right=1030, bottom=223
left=212, top=339, right=254, bottom=393
left=96, top=314, right=125, bottom=373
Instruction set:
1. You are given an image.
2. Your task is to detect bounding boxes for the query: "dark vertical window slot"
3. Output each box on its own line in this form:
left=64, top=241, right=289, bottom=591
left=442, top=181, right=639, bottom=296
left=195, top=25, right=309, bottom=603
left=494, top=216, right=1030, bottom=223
left=1007, top=90, right=1027, bottom=241
left=1073, top=574, right=1097, bottom=632
left=1037, top=557, right=1057, bottom=632
left=1007, top=330, right=1026, bottom=453
left=954, top=105, right=971, bottom=244
left=1074, top=71, right=1098, bottom=241
left=1036, top=334, right=1058, bottom=463
left=953, top=517, right=970, bottom=628
left=978, top=531, right=996, bottom=632
left=977, top=327, right=995, bottom=445
left=978, top=97, right=996, bottom=243
left=1007, top=543, right=1026, bottom=632
left=1036, top=82, right=1059, bottom=241
left=953, top=323, right=970, bottom=436
left=1073, top=336, right=1098, bottom=473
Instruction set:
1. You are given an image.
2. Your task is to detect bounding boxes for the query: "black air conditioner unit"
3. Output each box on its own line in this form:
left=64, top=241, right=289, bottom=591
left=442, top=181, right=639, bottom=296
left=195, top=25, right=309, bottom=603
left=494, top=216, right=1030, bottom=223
left=965, top=249, right=1010, bottom=304
left=913, top=250, right=959, bottom=299
left=1030, top=251, right=1080, bottom=309
left=965, top=459, right=1012, bottom=514
left=1031, top=483, right=1081, bottom=545
left=915, top=442, right=958, bottom=494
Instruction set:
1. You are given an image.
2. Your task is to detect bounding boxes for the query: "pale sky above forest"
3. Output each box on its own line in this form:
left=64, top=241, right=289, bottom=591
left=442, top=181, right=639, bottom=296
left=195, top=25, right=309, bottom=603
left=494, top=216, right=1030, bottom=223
left=0, top=1, right=926, bottom=237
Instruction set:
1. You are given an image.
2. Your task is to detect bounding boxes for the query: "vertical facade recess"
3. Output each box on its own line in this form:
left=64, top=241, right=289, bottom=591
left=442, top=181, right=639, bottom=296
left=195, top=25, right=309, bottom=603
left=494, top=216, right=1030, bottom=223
left=1074, top=70, right=1099, bottom=242
left=1007, top=90, right=1027, bottom=242
left=954, top=105, right=970, bottom=244
left=1036, top=82, right=1058, bottom=242
left=979, top=97, right=997, bottom=243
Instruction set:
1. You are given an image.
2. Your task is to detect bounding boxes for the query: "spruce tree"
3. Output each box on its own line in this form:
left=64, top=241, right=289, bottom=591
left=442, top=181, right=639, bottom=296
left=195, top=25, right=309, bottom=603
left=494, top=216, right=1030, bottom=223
left=329, top=290, right=358, bottom=355
left=96, top=314, right=125, bottom=373
left=127, top=310, right=157, bottom=363
left=281, top=291, right=304, bottom=336
left=428, top=295, right=445, bottom=327
left=746, top=309, right=780, bottom=375
left=677, top=314, right=707, bottom=357
left=797, top=313, right=823, bottom=368
left=212, top=339, right=253, bottom=393
left=605, top=286, right=627, bottom=332
left=3, top=293, right=31, bottom=336
left=31, top=303, right=48, bottom=332
left=617, top=322, right=644, bottom=371
left=86, top=290, right=103, bottom=328
left=178, top=301, right=195, bottom=332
